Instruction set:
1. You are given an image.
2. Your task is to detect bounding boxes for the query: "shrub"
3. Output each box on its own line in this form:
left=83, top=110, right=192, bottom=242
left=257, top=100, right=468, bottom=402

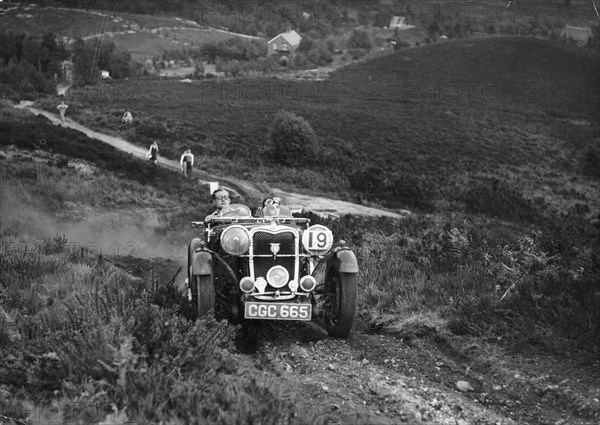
left=464, top=178, right=539, bottom=222
left=346, top=29, right=372, bottom=50
left=582, top=141, right=600, bottom=178
left=135, top=120, right=169, bottom=140
left=348, top=166, right=386, bottom=193
left=268, top=110, right=318, bottom=166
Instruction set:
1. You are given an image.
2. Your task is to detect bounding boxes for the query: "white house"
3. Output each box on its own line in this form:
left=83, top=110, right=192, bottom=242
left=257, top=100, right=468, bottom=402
left=267, top=28, right=302, bottom=57
left=100, top=70, right=110, bottom=79
left=389, top=16, right=415, bottom=30
left=562, top=25, right=593, bottom=45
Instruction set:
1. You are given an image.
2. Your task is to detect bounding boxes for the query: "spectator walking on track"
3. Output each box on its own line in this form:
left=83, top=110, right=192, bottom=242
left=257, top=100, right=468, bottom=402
left=180, top=149, right=194, bottom=178
left=57, top=101, right=68, bottom=123
left=146, top=141, right=159, bottom=165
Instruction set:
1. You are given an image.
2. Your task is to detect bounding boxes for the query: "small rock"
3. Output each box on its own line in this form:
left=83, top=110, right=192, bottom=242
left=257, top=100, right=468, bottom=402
left=321, top=384, right=329, bottom=391
left=554, top=420, right=566, bottom=425
left=456, top=381, right=475, bottom=392
left=492, top=385, right=502, bottom=391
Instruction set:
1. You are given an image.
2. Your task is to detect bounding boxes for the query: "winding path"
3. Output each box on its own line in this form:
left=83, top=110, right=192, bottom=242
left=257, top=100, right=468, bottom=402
left=14, top=101, right=409, bottom=219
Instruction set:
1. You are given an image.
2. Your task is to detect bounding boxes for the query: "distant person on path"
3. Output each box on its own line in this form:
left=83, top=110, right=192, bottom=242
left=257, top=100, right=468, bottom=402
left=121, top=110, right=133, bottom=124
left=146, top=141, right=159, bottom=165
left=57, top=101, right=68, bottom=123
left=180, top=149, right=194, bottom=178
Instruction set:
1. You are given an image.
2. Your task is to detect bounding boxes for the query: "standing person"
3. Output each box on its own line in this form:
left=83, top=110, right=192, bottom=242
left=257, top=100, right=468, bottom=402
left=180, top=149, right=194, bottom=178
left=122, top=110, right=133, bottom=124
left=57, top=100, right=68, bottom=123
left=146, top=141, right=159, bottom=165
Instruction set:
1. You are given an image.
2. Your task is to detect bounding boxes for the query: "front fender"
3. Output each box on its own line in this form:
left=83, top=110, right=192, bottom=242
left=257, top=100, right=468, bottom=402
left=331, top=248, right=359, bottom=273
left=191, top=249, right=213, bottom=275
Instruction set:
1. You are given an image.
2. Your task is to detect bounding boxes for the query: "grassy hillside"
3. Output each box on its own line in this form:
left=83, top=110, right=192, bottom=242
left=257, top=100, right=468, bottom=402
left=38, top=36, right=599, bottom=215
left=1, top=91, right=599, bottom=423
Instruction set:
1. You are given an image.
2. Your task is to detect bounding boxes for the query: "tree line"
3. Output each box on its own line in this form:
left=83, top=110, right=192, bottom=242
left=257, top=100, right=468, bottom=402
left=0, top=26, right=135, bottom=98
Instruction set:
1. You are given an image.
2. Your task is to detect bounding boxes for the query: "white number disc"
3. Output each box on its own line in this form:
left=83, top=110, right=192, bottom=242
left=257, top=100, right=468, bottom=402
left=302, top=225, right=333, bottom=254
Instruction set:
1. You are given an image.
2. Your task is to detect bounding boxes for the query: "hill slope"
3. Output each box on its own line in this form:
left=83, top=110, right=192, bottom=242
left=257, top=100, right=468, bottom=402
left=40, top=36, right=600, bottom=214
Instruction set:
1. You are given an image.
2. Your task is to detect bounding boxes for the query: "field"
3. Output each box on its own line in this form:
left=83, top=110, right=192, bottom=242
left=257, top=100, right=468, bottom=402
left=0, top=5, right=256, bottom=61
left=37, top=36, right=599, bottom=215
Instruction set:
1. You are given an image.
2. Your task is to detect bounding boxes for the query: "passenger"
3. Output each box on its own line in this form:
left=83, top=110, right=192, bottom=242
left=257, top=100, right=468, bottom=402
left=256, top=197, right=291, bottom=217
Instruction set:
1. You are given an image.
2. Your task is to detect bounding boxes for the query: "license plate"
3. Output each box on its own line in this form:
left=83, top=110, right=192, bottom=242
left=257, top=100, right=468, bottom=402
left=244, top=302, right=312, bottom=321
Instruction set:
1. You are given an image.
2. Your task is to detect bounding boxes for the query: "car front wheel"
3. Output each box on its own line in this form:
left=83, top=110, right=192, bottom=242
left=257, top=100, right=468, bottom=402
left=323, top=270, right=357, bottom=338
left=191, top=274, right=215, bottom=317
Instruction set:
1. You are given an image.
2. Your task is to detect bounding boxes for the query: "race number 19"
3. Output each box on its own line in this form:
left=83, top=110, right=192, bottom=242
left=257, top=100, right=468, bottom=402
left=302, top=225, right=333, bottom=254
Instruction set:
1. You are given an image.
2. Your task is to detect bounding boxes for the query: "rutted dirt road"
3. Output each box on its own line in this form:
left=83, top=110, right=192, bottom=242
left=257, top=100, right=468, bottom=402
left=14, top=101, right=409, bottom=219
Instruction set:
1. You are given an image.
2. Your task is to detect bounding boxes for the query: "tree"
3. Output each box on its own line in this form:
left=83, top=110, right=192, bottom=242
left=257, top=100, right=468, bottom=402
left=269, top=110, right=318, bottom=166
left=428, top=21, right=441, bottom=39
left=72, top=38, right=98, bottom=85
left=201, top=43, right=219, bottom=63
left=346, top=29, right=372, bottom=49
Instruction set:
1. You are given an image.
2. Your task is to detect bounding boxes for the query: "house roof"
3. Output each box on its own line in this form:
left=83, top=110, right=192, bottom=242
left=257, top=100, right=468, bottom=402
left=564, top=25, right=593, bottom=41
left=268, top=30, right=302, bottom=46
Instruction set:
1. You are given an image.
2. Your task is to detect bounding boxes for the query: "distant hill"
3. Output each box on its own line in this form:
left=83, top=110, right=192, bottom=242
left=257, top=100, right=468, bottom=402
left=0, top=5, right=260, bottom=62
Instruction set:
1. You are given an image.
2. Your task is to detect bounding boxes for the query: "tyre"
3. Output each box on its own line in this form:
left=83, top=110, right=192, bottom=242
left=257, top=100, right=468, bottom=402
left=191, top=274, right=215, bottom=317
left=323, top=270, right=357, bottom=338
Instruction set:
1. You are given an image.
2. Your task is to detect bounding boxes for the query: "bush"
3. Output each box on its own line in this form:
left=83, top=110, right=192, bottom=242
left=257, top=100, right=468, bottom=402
left=464, top=178, right=539, bottom=222
left=268, top=110, right=318, bottom=166
left=346, top=29, right=372, bottom=50
left=348, top=166, right=386, bottom=193
left=582, top=141, right=600, bottom=178
left=135, top=120, right=170, bottom=141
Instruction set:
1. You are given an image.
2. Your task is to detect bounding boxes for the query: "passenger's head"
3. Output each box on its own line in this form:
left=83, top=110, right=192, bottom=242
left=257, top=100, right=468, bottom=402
left=212, top=188, right=230, bottom=211
left=262, top=196, right=281, bottom=216
left=262, top=197, right=281, bottom=208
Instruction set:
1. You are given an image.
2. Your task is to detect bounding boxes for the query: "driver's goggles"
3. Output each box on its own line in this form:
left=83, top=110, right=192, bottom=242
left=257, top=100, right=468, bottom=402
left=264, top=197, right=281, bottom=206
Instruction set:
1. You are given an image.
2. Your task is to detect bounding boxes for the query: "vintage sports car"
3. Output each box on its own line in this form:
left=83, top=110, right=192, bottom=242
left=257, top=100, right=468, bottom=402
left=187, top=203, right=359, bottom=338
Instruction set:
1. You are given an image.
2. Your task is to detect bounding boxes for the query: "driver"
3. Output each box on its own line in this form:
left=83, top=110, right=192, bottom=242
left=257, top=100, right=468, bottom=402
left=204, top=188, right=231, bottom=222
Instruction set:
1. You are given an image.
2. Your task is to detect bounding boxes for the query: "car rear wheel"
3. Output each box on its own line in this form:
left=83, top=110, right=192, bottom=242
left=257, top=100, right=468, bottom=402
left=323, top=270, right=357, bottom=338
left=191, top=274, right=215, bottom=317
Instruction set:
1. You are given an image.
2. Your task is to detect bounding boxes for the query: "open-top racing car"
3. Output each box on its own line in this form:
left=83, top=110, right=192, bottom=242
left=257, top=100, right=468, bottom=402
left=187, top=203, right=359, bottom=338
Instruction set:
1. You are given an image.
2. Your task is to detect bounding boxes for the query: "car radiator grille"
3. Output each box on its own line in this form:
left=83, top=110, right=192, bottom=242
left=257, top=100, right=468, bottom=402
left=251, top=230, right=297, bottom=290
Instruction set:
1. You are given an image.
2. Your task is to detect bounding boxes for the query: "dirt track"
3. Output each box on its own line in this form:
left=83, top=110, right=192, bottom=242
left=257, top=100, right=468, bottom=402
left=14, top=101, right=409, bottom=219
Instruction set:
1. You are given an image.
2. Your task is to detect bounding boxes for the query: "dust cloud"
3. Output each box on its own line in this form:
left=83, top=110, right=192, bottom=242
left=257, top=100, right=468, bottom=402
left=0, top=183, right=188, bottom=266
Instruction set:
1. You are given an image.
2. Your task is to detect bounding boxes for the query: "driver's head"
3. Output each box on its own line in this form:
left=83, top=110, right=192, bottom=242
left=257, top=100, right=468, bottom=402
left=212, top=189, right=230, bottom=211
